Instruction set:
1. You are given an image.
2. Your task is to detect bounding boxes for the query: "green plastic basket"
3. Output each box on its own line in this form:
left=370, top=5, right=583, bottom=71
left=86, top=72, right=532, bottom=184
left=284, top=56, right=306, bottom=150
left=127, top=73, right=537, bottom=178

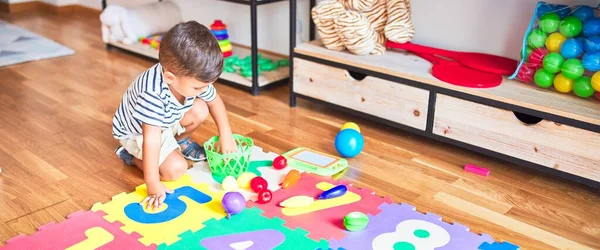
left=204, top=134, right=253, bottom=177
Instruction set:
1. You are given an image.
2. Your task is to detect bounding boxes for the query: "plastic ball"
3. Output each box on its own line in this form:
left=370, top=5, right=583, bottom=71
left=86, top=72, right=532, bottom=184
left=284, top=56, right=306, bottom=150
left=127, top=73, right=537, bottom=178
left=528, top=29, right=547, bottom=48
left=528, top=48, right=548, bottom=66
left=517, top=63, right=540, bottom=83
left=572, top=6, right=594, bottom=22
left=560, top=16, right=583, bottom=38
left=542, top=52, right=565, bottom=73
left=554, top=73, right=574, bottom=93
left=554, top=5, right=571, bottom=19
left=523, top=47, right=533, bottom=60
left=583, top=36, right=600, bottom=53
left=592, top=71, right=600, bottom=91
left=536, top=4, right=555, bottom=19
left=272, top=155, right=287, bottom=170
left=582, top=18, right=600, bottom=37
left=222, top=192, right=246, bottom=219
left=334, top=129, right=364, bottom=158
left=561, top=58, right=584, bottom=79
left=595, top=92, right=600, bottom=101
left=560, top=38, right=584, bottom=59
left=573, top=76, right=595, bottom=98
left=534, top=68, right=555, bottom=88
left=545, top=32, right=567, bottom=52
left=539, top=13, right=561, bottom=33
left=341, top=122, right=360, bottom=133
left=582, top=52, right=600, bottom=71
left=250, top=176, right=268, bottom=192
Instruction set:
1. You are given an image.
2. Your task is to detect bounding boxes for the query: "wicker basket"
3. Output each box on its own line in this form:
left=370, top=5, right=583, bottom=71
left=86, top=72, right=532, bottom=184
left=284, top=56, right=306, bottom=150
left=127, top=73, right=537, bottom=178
left=204, top=134, right=253, bottom=177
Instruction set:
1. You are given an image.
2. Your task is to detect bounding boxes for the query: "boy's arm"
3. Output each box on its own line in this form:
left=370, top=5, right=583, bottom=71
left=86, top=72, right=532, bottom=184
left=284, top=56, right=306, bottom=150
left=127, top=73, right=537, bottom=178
left=207, top=93, right=236, bottom=154
left=140, top=123, right=172, bottom=209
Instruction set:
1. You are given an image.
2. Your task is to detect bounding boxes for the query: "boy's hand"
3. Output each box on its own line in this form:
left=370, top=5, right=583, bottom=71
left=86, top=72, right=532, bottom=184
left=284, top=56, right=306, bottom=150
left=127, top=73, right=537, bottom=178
left=141, top=181, right=174, bottom=210
left=219, top=134, right=238, bottom=154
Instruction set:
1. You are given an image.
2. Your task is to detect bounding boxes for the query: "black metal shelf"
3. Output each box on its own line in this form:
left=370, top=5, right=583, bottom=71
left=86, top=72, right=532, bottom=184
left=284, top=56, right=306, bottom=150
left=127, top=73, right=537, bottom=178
left=102, top=0, right=290, bottom=96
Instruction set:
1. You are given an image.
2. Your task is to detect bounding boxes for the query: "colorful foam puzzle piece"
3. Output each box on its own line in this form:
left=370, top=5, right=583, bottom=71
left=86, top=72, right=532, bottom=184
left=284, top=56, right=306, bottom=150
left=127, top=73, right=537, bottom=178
left=1, top=210, right=151, bottom=249
left=328, top=202, right=496, bottom=250
left=249, top=172, right=392, bottom=241
left=478, top=241, right=520, bottom=250
left=157, top=207, right=328, bottom=249
left=187, top=146, right=303, bottom=202
left=91, top=174, right=226, bottom=246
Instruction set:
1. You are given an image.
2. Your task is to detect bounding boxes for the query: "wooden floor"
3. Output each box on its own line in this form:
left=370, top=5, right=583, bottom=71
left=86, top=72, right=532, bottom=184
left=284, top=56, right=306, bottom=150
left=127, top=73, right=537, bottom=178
left=0, top=10, right=599, bottom=250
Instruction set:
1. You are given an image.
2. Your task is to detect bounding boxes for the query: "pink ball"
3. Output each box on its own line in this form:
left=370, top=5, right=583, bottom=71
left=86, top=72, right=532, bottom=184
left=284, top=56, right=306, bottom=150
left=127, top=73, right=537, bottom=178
left=517, top=63, right=541, bottom=83
left=529, top=48, right=549, bottom=66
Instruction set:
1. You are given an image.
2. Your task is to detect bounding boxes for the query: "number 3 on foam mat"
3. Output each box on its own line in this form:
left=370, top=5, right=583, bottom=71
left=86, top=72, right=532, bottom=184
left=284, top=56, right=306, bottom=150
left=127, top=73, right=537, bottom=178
left=124, top=186, right=212, bottom=224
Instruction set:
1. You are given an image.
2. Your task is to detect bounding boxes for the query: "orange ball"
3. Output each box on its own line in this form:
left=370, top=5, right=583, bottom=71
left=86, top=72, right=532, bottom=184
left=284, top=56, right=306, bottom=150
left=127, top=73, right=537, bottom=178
left=554, top=73, right=574, bottom=93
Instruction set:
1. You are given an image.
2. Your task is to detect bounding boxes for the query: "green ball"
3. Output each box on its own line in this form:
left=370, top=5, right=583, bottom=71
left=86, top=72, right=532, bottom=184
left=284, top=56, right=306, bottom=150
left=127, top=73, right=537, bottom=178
left=523, top=47, right=533, bottom=60
left=543, top=52, right=564, bottom=73
left=559, top=16, right=583, bottom=37
left=534, top=68, right=555, bottom=88
left=528, top=28, right=547, bottom=48
left=539, top=13, right=561, bottom=33
left=573, top=76, right=595, bottom=98
left=561, top=58, right=584, bottom=79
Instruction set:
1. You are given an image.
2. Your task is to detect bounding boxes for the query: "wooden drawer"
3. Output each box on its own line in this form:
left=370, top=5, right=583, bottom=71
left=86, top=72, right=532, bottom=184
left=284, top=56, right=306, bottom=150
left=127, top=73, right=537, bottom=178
left=433, top=94, right=600, bottom=182
left=293, top=58, right=430, bottom=131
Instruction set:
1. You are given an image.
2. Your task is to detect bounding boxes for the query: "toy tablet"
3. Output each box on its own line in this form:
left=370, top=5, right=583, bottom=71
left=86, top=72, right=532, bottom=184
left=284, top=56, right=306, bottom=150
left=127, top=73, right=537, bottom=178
left=282, top=147, right=348, bottom=176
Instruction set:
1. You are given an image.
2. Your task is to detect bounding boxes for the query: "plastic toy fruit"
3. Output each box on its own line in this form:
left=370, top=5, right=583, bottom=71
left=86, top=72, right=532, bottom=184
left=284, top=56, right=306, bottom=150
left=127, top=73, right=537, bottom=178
left=256, top=189, right=272, bottom=204
left=279, top=195, right=314, bottom=208
left=273, top=155, right=287, bottom=169
left=318, top=184, right=347, bottom=199
left=222, top=176, right=239, bottom=191
left=250, top=176, right=268, bottom=192
left=344, top=212, right=369, bottom=231
left=281, top=169, right=301, bottom=189
left=222, top=192, right=246, bottom=219
left=236, top=172, right=257, bottom=188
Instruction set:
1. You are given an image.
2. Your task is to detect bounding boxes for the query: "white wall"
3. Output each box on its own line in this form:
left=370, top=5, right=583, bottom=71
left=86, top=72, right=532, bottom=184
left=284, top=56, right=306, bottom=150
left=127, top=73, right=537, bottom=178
left=11, top=0, right=600, bottom=59
left=7, top=0, right=78, bottom=5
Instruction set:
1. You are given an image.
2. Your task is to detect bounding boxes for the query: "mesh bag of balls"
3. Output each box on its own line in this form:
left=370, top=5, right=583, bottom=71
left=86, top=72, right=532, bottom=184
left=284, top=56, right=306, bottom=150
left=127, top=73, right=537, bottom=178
left=511, top=2, right=600, bottom=100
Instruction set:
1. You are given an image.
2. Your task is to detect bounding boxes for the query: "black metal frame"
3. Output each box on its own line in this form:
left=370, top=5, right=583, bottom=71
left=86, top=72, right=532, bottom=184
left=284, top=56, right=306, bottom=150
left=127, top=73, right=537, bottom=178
left=102, top=0, right=288, bottom=96
left=289, top=0, right=600, bottom=189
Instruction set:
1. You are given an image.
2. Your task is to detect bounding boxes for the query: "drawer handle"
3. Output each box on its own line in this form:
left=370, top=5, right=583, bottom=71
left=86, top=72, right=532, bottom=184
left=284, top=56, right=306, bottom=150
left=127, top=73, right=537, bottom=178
left=346, top=70, right=367, bottom=81
left=513, top=111, right=543, bottom=125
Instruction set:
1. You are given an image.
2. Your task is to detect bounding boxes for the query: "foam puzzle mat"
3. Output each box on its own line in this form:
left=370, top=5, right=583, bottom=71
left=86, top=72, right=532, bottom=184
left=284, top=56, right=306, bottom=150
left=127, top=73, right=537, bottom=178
left=1, top=146, right=520, bottom=250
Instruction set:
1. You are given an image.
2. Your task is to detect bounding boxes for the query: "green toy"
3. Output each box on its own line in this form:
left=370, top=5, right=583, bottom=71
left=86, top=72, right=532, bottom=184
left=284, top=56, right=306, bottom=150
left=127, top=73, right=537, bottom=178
left=534, top=68, right=555, bottom=88
left=344, top=212, right=369, bottom=231
left=282, top=147, right=348, bottom=176
left=539, top=13, right=561, bottom=33
left=573, top=76, right=595, bottom=98
left=527, top=28, right=547, bottom=48
left=204, top=134, right=254, bottom=177
left=561, top=58, right=584, bottom=79
left=543, top=52, right=565, bottom=73
left=559, top=16, right=583, bottom=38
left=222, top=53, right=289, bottom=78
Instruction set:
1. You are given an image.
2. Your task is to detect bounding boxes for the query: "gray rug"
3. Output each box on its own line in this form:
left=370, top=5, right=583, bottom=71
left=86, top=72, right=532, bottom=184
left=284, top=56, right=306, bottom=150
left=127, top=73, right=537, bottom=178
left=0, top=20, right=74, bottom=67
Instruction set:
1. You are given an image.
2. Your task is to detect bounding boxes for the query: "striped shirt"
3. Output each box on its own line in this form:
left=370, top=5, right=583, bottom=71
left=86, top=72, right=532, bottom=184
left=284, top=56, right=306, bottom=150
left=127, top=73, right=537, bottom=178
left=112, top=63, right=217, bottom=139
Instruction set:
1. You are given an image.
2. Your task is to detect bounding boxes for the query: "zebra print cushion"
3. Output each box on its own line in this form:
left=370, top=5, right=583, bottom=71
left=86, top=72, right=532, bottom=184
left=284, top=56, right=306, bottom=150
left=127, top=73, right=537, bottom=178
left=311, top=0, right=346, bottom=51
left=384, top=0, right=414, bottom=43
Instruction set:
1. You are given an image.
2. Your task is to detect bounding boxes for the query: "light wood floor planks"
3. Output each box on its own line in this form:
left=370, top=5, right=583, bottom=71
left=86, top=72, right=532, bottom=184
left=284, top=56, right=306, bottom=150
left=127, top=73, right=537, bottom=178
left=0, top=10, right=599, bottom=250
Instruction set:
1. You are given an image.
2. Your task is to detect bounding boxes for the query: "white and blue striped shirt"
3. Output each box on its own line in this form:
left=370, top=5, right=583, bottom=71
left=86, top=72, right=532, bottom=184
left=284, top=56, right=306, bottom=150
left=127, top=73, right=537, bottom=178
left=112, top=63, right=217, bottom=139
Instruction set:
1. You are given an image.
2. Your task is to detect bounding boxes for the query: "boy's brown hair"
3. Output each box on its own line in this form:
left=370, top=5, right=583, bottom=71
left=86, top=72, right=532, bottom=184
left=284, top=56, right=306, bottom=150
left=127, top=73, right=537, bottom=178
left=159, top=21, right=223, bottom=83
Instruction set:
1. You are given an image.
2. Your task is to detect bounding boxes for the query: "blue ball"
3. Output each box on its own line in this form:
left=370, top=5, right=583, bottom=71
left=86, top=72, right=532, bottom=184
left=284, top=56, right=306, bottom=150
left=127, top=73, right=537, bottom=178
left=554, top=5, right=571, bottom=19
left=334, top=129, right=364, bottom=158
left=536, top=4, right=555, bottom=18
left=572, top=6, right=594, bottom=22
left=561, top=38, right=584, bottom=59
left=582, top=52, right=600, bottom=71
left=583, top=18, right=600, bottom=37
left=584, top=36, right=600, bottom=53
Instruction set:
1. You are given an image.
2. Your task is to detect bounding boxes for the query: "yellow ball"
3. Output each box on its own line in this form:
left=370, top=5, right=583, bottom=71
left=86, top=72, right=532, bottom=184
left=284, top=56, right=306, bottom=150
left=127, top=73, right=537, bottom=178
left=545, top=32, right=567, bottom=53
left=592, top=71, right=600, bottom=91
left=341, top=122, right=360, bottom=133
left=554, top=73, right=574, bottom=93
left=236, top=172, right=256, bottom=188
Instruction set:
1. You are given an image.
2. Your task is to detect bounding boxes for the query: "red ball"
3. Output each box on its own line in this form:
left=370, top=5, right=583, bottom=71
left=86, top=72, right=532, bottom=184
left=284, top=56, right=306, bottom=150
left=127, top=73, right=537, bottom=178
left=595, top=92, right=600, bottom=101
left=256, top=189, right=272, bottom=204
left=528, top=48, right=548, bottom=66
left=273, top=156, right=287, bottom=169
left=250, top=176, right=268, bottom=192
left=517, top=63, right=541, bottom=83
